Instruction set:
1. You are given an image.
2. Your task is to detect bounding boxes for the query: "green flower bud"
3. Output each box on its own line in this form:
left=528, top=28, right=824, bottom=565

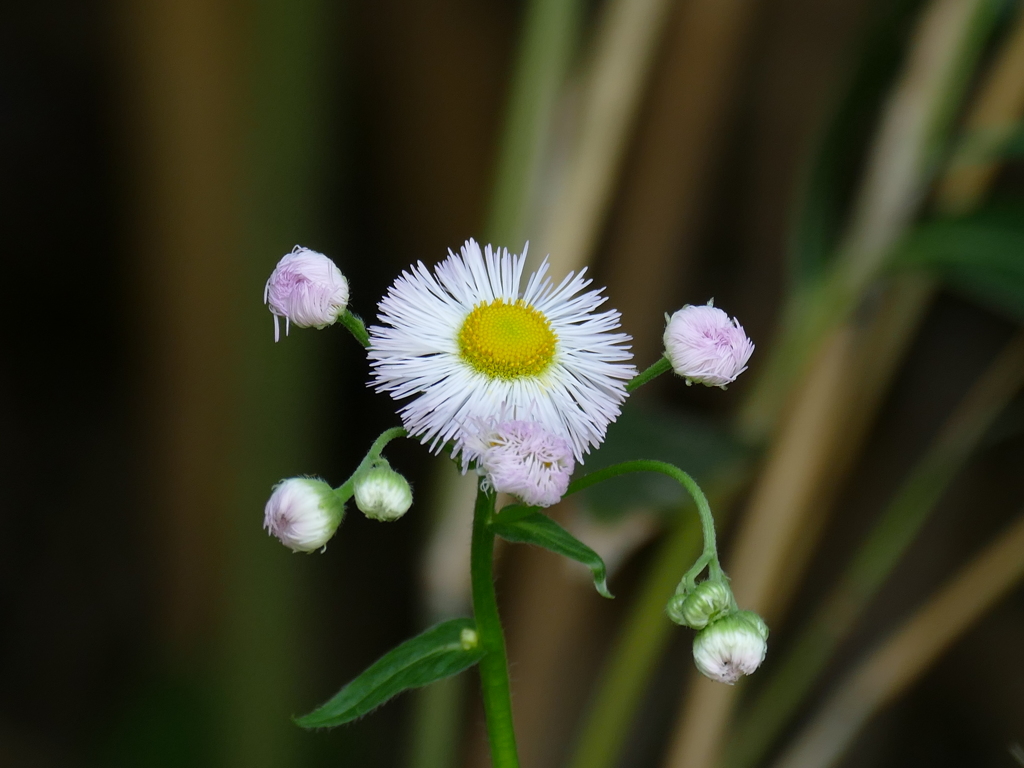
left=667, top=580, right=734, bottom=629
left=354, top=465, right=413, bottom=521
left=692, top=610, right=769, bottom=684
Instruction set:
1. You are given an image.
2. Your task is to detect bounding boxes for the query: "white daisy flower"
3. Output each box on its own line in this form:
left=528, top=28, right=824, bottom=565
left=368, top=239, right=634, bottom=462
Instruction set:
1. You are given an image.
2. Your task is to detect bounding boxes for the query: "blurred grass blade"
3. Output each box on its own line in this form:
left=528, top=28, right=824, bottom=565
left=492, top=512, right=613, bottom=598
left=788, top=0, right=927, bottom=285
left=296, top=619, right=484, bottom=729
left=772, top=511, right=1024, bottom=768
left=726, top=332, right=1024, bottom=768
left=485, top=0, right=583, bottom=247
left=539, top=0, right=675, bottom=274
left=936, top=11, right=1024, bottom=212
left=739, top=0, right=1000, bottom=444
left=668, top=2, right=1006, bottom=764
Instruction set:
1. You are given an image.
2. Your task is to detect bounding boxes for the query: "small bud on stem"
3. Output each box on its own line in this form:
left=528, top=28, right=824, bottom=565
left=264, top=246, right=350, bottom=341
left=264, top=478, right=345, bottom=553
left=663, top=301, right=754, bottom=388
left=353, top=464, right=414, bottom=521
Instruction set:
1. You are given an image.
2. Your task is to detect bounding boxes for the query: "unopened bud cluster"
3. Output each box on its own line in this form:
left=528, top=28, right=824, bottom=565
left=264, top=459, right=413, bottom=553
left=667, top=580, right=734, bottom=630
left=667, top=579, right=768, bottom=685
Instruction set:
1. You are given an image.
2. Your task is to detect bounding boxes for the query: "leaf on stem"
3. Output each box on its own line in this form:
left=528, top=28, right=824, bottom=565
left=295, top=618, right=484, bottom=729
left=491, top=511, right=614, bottom=598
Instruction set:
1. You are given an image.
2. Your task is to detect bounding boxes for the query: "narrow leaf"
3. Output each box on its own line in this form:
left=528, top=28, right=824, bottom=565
left=491, top=512, right=613, bottom=598
left=892, top=202, right=1024, bottom=321
left=295, top=618, right=483, bottom=729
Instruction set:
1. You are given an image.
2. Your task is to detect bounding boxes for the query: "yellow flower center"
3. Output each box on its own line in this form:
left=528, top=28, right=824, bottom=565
left=458, top=298, right=557, bottom=379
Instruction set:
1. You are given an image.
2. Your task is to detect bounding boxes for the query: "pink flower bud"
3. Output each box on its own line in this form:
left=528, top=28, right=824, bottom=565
left=264, top=246, right=350, bottom=341
left=663, top=301, right=754, bottom=388
left=472, top=420, right=575, bottom=508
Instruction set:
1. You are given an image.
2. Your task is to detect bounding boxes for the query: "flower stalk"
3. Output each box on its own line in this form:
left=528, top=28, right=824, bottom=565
left=470, top=482, right=521, bottom=768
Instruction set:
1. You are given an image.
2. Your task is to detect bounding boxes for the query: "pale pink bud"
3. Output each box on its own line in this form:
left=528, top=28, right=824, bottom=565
left=663, top=301, right=754, bottom=388
left=263, top=477, right=345, bottom=553
left=473, top=420, right=575, bottom=508
left=264, top=246, right=350, bottom=341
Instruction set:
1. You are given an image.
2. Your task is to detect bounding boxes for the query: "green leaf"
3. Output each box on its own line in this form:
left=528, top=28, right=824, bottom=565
left=295, top=618, right=484, bottom=729
left=950, top=122, right=1024, bottom=165
left=892, top=201, right=1024, bottom=321
left=491, top=512, right=613, bottom=598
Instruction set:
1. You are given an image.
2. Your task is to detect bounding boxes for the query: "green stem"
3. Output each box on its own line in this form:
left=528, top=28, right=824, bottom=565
left=470, top=482, right=520, bottom=768
left=565, top=468, right=746, bottom=768
left=339, top=309, right=370, bottom=348
left=335, top=427, right=407, bottom=497
left=570, top=460, right=719, bottom=572
left=499, top=459, right=721, bottom=587
left=626, top=355, right=672, bottom=392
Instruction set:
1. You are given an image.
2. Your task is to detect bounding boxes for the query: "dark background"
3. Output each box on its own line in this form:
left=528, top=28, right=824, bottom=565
left=2, top=1, right=1022, bottom=767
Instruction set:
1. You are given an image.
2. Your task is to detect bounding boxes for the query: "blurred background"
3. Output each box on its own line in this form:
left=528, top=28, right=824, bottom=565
left=3, top=0, right=1024, bottom=767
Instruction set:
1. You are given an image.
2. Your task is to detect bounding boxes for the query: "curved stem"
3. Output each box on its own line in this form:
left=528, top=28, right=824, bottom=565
left=567, top=460, right=719, bottom=579
left=470, top=482, right=520, bottom=768
left=626, top=355, right=672, bottom=392
left=498, top=459, right=721, bottom=586
left=335, top=427, right=408, bottom=497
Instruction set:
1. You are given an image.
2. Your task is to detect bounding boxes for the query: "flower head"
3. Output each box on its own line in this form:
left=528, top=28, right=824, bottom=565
left=692, top=610, right=769, bottom=684
left=263, top=477, right=345, bottom=553
left=469, top=420, right=575, bottom=507
left=354, top=465, right=414, bottom=522
left=368, top=240, right=634, bottom=461
left=264, top=246, right=350, bottom=341
left=667, top=579, right=735, bottom=629
left=663, top=301, right=754, bottom=388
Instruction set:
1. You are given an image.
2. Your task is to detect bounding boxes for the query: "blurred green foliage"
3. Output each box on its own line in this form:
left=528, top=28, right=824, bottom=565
left=894, top=200, right=1024, bottom=320
left=578, top=402, right=747, bottom=520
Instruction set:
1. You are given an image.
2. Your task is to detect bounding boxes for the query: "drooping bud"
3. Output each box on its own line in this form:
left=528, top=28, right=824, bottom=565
left=663, top=301, right=754, bottom=388
left=692, top=610, right=769, bottom=684
left=353, top=465, right=413, bottom=522
left=264, top=246, right=350, bottom=341
left=263, top=477, right=345, bottom=553
left=471, top=420, right=575, bottom=508
left=667, top=580, right=735, bottom=629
